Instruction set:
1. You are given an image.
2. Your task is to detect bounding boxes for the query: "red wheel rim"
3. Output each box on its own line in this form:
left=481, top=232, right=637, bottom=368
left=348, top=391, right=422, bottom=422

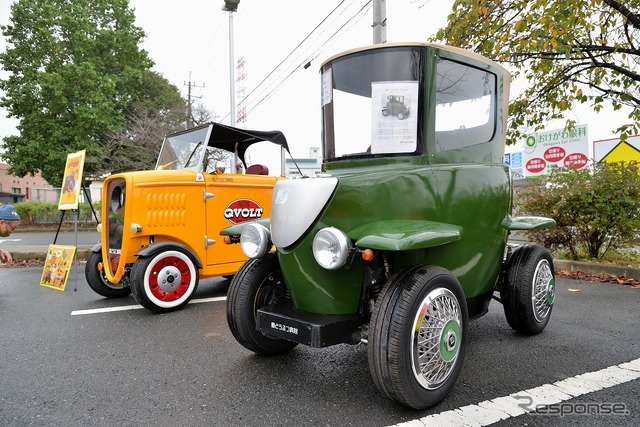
left=147, top=255, right=192, bottom=302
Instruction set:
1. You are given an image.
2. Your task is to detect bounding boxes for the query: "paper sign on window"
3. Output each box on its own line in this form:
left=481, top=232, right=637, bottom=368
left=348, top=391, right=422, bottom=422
left=370, top=81, right=418, bottom=154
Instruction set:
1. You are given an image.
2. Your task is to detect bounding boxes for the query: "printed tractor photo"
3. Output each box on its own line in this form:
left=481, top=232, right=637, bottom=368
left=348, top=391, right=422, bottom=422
left=85, top=123, right=290, bottom=313
left=222, top=43, right=557, bottom=410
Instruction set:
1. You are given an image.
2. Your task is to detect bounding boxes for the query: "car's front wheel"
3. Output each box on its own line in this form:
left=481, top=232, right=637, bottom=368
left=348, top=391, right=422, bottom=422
left=130, top=249, right=199, bottom=313
left=368, top=265, right=468, bottom=410
left=227, top=253, right=298, bottom=355
left=84, top=251, right=130, bottom=298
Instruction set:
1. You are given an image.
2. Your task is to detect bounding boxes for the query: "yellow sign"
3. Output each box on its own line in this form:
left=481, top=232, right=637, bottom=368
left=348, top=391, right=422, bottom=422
left=58, top=150, right=86, bottom=210
left=40, top=244, right=76, bottom=291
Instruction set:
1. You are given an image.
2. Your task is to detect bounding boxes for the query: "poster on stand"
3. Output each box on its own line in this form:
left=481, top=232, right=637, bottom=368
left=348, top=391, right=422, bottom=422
left=40, top=244, right=77, bottom=291
left=58, top=150, right=86, bottom=210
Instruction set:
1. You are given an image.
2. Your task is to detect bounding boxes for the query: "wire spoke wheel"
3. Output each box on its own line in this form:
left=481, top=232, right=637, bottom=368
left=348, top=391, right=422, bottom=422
left=532, top=259, right=555, bottom=322
left=368, top=265, right=468, bottom=410
left=412, top=288, right=463, bottom=389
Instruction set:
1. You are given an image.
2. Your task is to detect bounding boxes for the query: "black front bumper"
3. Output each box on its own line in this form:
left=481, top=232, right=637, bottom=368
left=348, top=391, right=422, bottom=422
left=256, top=303, right=369, bottom=348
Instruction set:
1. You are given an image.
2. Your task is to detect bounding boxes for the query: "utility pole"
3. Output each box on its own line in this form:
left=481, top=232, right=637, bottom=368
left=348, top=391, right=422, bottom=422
left=372, top=0, right=387, bottom=44
left=184, top=71, right=204, bottom=129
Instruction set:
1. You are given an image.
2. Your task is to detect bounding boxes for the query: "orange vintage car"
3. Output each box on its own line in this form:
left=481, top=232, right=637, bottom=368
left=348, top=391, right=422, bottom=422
left=85, top=122, right=289, bottom=313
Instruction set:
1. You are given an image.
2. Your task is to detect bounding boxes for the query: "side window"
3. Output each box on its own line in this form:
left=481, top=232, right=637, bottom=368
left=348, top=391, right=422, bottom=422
left=435, top=59, right=496, bottom=152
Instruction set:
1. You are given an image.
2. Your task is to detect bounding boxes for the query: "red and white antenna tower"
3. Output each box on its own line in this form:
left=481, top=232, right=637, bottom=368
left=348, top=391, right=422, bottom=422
left=236, top=56, right=247, bottom=126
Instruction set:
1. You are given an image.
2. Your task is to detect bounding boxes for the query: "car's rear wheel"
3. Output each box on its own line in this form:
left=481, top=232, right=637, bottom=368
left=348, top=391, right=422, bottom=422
left=227, top=253, right=298, bottom=355
left=368, top=265, right=468, bottom=410
left=501, top=244, right=555, bottom=334
left=130, top=249, right=199, bottom=313
left=397, top=111, right=405, bottom=120
left=84, top=251, right=130, bottom=298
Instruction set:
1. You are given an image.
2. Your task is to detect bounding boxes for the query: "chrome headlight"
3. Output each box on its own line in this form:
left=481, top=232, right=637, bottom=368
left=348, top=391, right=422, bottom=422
left=312, top=227, right=351, bottom=270
left=240, top=223, right=270, bottom=258
left=110, top=184, right=125, bottom=214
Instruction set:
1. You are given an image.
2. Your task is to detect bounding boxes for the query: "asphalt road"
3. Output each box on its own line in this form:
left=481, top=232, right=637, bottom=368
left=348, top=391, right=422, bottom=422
left=0, top=266, right=639, bottom=426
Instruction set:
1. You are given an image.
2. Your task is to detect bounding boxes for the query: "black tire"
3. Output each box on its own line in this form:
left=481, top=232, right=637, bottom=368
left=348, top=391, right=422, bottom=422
left=501, top=244, right=555, bottom=335
left=382, top=109, right=389, bottom=116
left=397, top=111, right=405, bottom=120
left=130, top=249, right=199, bottom=313
left=84, top=251, right=130, bottom=298
left=226, top=253, right=298, bottom=355
left=368, top=265, right=468, bottom=410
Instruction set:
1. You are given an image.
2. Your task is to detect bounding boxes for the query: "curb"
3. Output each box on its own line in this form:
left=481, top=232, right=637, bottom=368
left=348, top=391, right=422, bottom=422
left=11, top=249, right=92, bottom=261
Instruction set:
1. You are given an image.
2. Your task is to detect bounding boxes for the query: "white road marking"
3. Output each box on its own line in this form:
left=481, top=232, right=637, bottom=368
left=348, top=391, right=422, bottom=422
left=391, top=358, right=640, bottom=427
left=70, top=296, right=227, bottom=315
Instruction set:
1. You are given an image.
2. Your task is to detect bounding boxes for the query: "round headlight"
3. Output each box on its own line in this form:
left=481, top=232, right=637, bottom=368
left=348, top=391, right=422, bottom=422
left=312, top=227, right=351, bottom=270
left=240, top=223, right=270, bottom=258
left=110, top=185, right=125, bottom=214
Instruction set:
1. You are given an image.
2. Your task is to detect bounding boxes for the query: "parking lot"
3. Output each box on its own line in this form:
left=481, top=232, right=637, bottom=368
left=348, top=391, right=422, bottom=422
left=1, top=265, right=639, bottom=426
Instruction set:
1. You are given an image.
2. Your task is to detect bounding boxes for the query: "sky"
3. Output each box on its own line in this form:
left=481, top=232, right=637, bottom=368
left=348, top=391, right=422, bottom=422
left=0, top=0, right=634, bottom=168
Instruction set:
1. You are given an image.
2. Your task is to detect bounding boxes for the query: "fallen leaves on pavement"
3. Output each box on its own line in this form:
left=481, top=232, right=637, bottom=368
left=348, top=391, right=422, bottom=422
left=556, top=270, right=640, bottom=288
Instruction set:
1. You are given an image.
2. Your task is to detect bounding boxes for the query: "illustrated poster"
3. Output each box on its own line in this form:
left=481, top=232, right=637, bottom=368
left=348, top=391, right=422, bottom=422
left=58, top=150, right=86, bottom=210
left=40, top=244, right=77, bottom=291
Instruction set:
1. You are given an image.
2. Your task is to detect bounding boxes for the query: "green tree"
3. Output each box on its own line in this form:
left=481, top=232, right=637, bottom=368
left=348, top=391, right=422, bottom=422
left=516, top=161, right=640, bottom=260
left=0, top=0, right=153, bottom=184
left=433, top=0, right=640, bottom=144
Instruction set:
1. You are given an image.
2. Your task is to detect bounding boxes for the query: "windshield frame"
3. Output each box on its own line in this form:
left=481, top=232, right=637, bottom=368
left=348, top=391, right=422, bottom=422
left=320, top=46, right=427, bottom=163
left=155, top=125, right=214, bottom=172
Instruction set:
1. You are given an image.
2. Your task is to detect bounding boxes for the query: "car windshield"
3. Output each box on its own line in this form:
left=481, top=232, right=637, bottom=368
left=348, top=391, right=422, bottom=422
left=155, top=126, right=233, bottom=172
left=321, top=46, right=425, bottom=161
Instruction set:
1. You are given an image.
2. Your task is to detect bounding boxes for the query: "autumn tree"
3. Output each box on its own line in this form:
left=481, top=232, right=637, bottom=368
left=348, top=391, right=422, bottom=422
left=432, top=0, right=640, bottom=144
left=93, top=71, right=188, bottom=175
left=0, top=0, right=154, bottom=184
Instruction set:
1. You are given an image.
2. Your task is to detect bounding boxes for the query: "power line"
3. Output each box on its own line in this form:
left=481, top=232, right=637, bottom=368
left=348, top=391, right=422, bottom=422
left=238, top=0, right=359, bottom=112
left=243, top=1, right=373, bottom=117
left=236, top=1, right=351, bottom=112
left=220, top=0, right=372, bottom=122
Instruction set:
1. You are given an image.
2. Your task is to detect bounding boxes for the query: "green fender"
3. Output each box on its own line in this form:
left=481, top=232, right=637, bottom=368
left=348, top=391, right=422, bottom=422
left=347, top=219, right=463, bottom=251
left=502, top=215, right=556, bottom=231
left=220, top=218, right=271, bottom=236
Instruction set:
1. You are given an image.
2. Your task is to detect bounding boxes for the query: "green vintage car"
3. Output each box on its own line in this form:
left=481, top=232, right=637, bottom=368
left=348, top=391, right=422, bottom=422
left=222, top=42, right=556, bottom=410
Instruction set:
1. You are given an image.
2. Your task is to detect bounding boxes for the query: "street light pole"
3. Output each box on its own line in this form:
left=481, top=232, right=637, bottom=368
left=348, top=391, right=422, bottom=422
left=223, top=1, right=239, bottom=172
left=223, top=1, right=239, bottom=127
